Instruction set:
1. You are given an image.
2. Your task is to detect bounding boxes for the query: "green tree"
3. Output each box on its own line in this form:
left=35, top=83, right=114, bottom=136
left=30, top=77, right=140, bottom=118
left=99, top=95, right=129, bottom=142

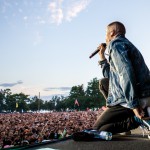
left=85, top=78, right=105, bottom=108
left=14, top=93, right=30, bottom=112
left=29, top=96, right=44, bottom=111
left=51, top=95, right=60, bottom=107
left=55, top=96, right=66, bottom=111
left=63, top=85, right=86, bottom=110
left=69, top=85, right=85, bottom=99
left=0, top=90, right=5, bottom=112
left=44, top=100, right=55, bottom=110
left=3, top=89, right=15, bottom=112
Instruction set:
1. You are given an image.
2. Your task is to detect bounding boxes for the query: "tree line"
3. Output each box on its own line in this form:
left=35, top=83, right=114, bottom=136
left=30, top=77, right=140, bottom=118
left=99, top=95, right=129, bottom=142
left=0, top=78, right=105, bottom=113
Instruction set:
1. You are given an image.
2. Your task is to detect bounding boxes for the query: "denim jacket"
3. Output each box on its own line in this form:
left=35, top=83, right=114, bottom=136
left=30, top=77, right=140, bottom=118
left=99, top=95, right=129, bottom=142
left=100, top=35, right=150, bottom=109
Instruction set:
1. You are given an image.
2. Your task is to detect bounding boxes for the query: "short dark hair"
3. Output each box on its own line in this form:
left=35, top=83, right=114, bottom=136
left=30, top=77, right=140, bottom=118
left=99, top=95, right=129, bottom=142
left=107, top=21, right=126, bottom=35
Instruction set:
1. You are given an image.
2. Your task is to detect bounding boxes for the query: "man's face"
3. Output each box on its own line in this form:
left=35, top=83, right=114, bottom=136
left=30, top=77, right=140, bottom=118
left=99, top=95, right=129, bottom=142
left=105, top=27, right=113, bottom=44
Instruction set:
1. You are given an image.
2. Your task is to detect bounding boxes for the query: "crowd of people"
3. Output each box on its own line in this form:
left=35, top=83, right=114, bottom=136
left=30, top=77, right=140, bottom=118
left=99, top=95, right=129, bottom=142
left=0, top=109, right=104, bottom=149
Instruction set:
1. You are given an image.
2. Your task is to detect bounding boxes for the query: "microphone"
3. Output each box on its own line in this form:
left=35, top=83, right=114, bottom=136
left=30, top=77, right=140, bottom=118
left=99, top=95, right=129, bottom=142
left=89, top=43, right=106, bottom=59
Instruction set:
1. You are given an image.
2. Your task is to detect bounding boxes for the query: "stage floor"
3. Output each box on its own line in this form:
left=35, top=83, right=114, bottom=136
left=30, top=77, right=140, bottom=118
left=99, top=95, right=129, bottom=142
left=27, top=128, right=150, bottom=150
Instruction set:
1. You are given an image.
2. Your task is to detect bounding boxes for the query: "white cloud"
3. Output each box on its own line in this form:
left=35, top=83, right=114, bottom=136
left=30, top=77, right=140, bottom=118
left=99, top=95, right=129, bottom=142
left=51, top=8, right=63, bottom=25
left=66, top=0, right=90, bottom=21
left=48, top=0, right=64, bottom=25
left=1, top=0, right=91, bottom=26
left=48, top=0, right=90, bottom=25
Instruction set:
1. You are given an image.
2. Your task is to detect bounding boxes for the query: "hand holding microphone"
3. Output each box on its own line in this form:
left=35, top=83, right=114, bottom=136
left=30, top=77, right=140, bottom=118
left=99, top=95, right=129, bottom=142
left=89, top=43, right=106, bottom=60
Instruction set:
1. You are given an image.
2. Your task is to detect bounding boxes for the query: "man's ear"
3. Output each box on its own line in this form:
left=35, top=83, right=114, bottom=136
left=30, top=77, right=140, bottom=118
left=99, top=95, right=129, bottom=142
left=110, top=30, right=115, bottom=37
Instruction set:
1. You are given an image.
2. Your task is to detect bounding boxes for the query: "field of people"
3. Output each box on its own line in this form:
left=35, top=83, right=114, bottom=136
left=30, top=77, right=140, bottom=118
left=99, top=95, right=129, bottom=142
left=0, top=109, right=104, bottom=149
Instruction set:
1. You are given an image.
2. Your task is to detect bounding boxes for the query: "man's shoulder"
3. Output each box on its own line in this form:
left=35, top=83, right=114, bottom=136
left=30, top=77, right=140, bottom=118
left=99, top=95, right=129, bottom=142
left=109, top=36, right=131, bottom=53
left=109, top=36, right=128, bottom=48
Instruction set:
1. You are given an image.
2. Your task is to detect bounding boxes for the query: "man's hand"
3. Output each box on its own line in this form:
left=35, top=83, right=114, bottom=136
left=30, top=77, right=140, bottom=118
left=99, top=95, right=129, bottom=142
left=133, top=107, right=145, bottom=119
left=98, top=43, right=107, bottom=61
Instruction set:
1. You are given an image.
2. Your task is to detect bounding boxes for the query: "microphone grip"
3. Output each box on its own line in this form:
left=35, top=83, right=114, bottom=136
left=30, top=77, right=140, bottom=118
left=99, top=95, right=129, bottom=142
left=89, top=43, right=106, bottom=59
left=89, top=49, right=100, bottom=58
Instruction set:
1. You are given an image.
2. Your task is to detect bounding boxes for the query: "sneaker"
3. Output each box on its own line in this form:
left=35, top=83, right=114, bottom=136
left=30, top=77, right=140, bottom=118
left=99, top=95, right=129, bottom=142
left=134, top=116, right=150, bottom=138
left=134, top=116, right=150, bottom=130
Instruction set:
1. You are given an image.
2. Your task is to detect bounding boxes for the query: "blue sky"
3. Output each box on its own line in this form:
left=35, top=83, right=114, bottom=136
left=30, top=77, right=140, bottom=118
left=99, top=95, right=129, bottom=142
left=0, top=0, right=150, bottom=100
